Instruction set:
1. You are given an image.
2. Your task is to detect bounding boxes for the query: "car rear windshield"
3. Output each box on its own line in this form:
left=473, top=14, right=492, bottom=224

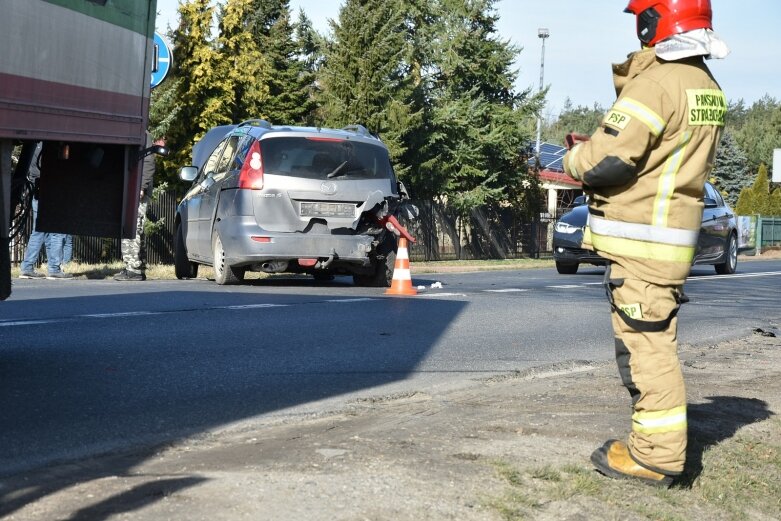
left=259, top=137, right=394, bottom=181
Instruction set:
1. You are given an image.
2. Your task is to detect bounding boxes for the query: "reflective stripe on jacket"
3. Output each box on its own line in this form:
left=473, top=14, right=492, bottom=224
left=564, top=48, right=725, bottom=285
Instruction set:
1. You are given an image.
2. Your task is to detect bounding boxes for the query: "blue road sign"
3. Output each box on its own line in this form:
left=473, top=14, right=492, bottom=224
left=151, top=32, right=172, bottom=89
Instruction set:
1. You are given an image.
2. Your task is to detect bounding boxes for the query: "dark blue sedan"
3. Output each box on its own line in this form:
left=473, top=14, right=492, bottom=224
left=552, top=181, right=739, bottom=275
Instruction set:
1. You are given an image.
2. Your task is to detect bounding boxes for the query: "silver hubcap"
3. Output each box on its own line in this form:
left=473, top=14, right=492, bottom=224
left=729, top=236, right=737, bottom=269
left=215, top=237, right=225, bottom=277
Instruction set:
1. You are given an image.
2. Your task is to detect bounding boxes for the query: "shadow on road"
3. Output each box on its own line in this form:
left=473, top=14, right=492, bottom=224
left=0, top=286, right=466, bottom=517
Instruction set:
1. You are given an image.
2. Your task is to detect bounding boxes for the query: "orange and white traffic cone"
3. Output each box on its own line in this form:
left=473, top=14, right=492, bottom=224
left=385, top=237, right=417, bottom=296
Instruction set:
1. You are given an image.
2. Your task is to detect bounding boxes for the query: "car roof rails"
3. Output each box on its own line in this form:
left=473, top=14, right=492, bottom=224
left=238, top=119, right=272, bottom=129
left=342, top=124, right=376, bottom=139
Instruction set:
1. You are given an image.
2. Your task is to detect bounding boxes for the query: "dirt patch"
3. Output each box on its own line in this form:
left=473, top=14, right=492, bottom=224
left=751, top=247, right=781, bottom=259
left=3, top=330, right=780, bottom=520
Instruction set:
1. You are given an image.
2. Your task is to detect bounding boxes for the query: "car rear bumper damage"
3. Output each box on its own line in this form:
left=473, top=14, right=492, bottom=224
left=217, top=216, right=375, bottom=270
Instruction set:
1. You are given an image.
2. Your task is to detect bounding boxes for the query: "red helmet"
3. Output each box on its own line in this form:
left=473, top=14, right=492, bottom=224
left=624, top=0, right=712, bottom=46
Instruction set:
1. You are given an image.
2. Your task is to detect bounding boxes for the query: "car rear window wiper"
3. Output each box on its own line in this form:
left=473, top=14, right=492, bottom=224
left=326, top=161, right=349, bottom=178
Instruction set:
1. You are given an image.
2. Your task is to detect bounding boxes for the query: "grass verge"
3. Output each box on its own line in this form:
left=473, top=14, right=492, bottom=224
left=487, top=425, right=781, bottom=520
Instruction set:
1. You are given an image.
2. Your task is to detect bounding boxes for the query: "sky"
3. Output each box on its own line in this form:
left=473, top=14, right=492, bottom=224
left=154, top=0, right=780, bottom=120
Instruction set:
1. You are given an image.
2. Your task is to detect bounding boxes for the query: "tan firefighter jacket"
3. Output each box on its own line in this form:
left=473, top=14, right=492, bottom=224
left=563, top=47, right=725, bottom=285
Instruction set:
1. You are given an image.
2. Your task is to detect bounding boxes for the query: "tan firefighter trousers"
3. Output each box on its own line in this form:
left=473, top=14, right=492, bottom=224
left=605, top=262, right=687, bottom=475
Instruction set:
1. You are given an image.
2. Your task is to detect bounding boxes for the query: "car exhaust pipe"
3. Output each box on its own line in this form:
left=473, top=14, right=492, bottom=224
left=259, top=260, right=288, bottom=273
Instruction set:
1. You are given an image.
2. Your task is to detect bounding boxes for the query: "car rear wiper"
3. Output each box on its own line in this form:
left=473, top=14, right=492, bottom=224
left=326, top=161, right=349, bottom=178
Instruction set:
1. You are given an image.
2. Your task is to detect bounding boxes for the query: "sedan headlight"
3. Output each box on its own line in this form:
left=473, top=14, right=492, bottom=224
left=555, top=221, right=581, bottom=234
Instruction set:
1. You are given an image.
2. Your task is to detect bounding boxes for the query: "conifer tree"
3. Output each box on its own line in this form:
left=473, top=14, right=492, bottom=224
left=317, top=0, right=417, bottom=176
left=542, top=99, right=606, bottom=145
left=419, top=0, right=542, bottom=213
left=736, top=164, right=771, bottom=215
left=732, top=95, right=781, bottom=169
left=734, top=186, right=755, bottom=216
left=769, top=186, right=781, bottom=216
left=215, top=0, right=270, bottom=123
left=711, top=131, right=752, bottom=206
left=294, top=10, right=324, bottom=125
left=247, top=0, right=316, bottom=124
left=149, top=78, right=181, bottom=142
left=753, top=165, right=772, bottom=215
left=163, top=0, right=222, bottom=174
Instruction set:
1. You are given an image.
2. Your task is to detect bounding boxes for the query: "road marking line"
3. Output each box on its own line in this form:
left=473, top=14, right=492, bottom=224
left=687, top=270, right=781, bottom=281
left=324, top=298, right=377, bottom=303
left=0, top=320, right=59, bottom=327
left=224, top=304, right=290, bottom=309
left=483, top=288, right=529, bottom=293
left=547, top=285, right=583, bottom=289
left=418, top=292, right=466, bottom=298
left=81, top=311, right=157, bottom=318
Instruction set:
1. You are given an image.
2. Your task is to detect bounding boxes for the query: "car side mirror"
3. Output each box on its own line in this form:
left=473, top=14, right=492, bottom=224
left=703, top=197, right=718, bottom=209
left=179, top=166, right=198, bottom=182
left=140, top=144, right=169, bottom=159
left=397, top=180, right=410, bottom=199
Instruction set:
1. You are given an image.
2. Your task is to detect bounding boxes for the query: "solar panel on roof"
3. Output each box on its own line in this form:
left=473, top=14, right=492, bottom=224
left=539, top=142, right=566, bottom=155
left=526, top=141, right=567, bottom=172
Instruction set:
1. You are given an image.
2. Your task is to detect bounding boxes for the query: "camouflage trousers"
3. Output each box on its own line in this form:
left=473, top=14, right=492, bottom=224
left=121, top=201, right=147, bottom=274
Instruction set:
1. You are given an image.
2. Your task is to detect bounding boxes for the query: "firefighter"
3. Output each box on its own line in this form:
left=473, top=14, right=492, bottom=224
left=563, top=0, right=729, bottom=486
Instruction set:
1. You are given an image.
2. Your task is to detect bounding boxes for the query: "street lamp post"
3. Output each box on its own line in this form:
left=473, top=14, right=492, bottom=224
left=535, top=28, right=549, bottom=156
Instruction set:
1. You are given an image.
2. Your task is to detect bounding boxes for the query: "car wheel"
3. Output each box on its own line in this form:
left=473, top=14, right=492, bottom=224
left=353, top=234, right=398, bottom=287
left=212, top=232, right=245, bottom=285
left=715, top=232, right=738, bottom=275
left=174, top=221, right=198, bottom=279
left=556, top=261, right=579, bottom=274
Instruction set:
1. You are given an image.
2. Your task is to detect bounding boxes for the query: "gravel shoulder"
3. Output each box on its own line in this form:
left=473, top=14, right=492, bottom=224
left=3, top=326, right=780, bottom=520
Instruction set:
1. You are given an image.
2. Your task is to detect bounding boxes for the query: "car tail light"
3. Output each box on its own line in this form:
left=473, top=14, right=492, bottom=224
left=306, top=137, right=345, bottom=142
left=251, top=236, right=272, bottom=243
left=238, top=140, right=264, bottom=189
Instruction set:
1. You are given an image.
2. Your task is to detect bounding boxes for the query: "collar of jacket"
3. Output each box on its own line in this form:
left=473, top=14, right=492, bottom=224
left=611, top=47, right=658, bottom=97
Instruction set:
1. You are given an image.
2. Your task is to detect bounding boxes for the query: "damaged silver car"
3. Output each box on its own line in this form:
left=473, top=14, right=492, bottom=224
left=174, top=120, right=417, bottom=286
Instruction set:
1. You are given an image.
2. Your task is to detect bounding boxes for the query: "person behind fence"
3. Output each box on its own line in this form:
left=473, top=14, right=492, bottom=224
left=19, top=142, right=73, bottom=280
left=563, top=0, right=728, bottom=486
left=114, top=132, right=156, bottom=282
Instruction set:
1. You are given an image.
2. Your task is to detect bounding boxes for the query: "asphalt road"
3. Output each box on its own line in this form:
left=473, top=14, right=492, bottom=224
left=1, top=260, right=780, bottom=477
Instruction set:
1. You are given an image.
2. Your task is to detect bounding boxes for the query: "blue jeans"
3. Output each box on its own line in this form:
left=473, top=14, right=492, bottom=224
left=20, top=199, right=67, bottom=274
left=62, top=234, right=73, bottom=264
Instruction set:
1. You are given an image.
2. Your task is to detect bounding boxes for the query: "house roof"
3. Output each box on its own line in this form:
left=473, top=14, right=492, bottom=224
left=538, top=169, right=582, bottom=188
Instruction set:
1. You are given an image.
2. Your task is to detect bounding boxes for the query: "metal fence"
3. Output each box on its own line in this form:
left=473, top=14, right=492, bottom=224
left=403, top=200, right=555, bottom=262
left=10, top=190, right=181, bottom=266
left=758, top=217, right=781, bottom=251
left=11, top=191, right=558, bottom=266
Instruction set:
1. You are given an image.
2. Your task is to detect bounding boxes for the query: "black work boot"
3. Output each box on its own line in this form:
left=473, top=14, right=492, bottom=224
left=590, top=440, right=675, bottom=487
left=113, top=269, right=146, bottom=281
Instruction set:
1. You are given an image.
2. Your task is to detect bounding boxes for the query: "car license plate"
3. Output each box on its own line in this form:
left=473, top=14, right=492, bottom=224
left=300, top=202, right=355, bottom=218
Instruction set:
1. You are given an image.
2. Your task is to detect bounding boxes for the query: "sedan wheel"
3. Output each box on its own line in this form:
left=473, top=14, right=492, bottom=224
left=555, top=261, right=579, bottom=275
left=213, top=233, right=245, bottom=285
left=715, top=233, right=738, bottom=275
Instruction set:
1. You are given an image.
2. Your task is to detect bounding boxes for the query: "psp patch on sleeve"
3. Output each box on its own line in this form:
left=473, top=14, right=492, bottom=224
left=604, top=110, right=631, bottom=130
